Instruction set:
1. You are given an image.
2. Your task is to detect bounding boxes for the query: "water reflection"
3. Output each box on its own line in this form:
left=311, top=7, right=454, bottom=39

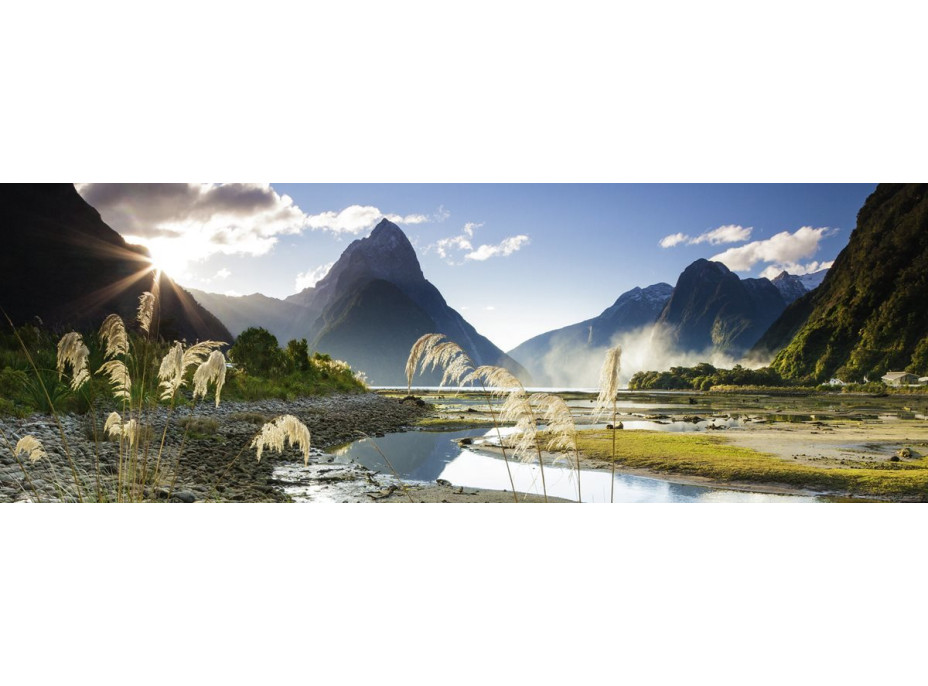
left=331, top=428, right=818, bottom=503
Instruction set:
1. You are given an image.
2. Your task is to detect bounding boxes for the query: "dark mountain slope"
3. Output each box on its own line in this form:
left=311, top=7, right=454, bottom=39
left=655, top=259, right=787, bottom=355
left=0, top=184, right=231, bottom=343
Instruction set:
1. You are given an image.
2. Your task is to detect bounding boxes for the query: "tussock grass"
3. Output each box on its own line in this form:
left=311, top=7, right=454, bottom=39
left=576, top=429, right=928, bottom=498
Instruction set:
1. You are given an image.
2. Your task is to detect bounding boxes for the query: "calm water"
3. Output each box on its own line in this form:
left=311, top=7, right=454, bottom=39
left=331, top=428, right=819, bottom=503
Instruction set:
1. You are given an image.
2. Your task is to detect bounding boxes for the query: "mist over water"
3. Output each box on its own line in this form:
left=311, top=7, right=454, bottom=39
left=535, top=323, right=765, bottom=388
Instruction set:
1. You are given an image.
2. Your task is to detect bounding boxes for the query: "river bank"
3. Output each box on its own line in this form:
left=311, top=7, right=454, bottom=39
left=0, top=393, right=432, bottom=503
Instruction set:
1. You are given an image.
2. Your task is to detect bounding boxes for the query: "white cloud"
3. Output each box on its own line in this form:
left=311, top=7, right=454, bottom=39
left=433, top=221, right=484, bottom=260
left=433, top=205, right=451, bottom=222
left=77, top=183, right=307, bottom=262
left=465, top=235, right=530, bottom=261
left=659, top=232, right=689, bottom=248
left=484, top=305, right=495, bottom=311
left=76, top=184, right=435, bottom=275
left=224, top=290, right=242, bottom=297
left=305, top=205, right=429, bottom=234
left=294, top=261, right=334, bottom=292
left=759, top=260, right=834, bottom=280
left=659, top=225, right=752, bottom=248
left=435, top=235, right=472, bottom=259
left=214, top=268, right=231, bottom=280
left=691, top=224, right=752, bottom=245
left=711, top=226, right=835, bottom=272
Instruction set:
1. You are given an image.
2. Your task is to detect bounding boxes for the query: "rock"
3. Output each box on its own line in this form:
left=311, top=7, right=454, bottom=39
left=896, top=447, right=913, bottom=459
left=460, top=437, right=473, bottom=445
left=171, top=491, right=196, bottom=503
left=436, top=479, right=452, bottom=487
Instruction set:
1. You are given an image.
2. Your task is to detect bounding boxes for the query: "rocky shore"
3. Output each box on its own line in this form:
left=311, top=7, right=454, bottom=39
left=0, top=393, right=430, bottom=503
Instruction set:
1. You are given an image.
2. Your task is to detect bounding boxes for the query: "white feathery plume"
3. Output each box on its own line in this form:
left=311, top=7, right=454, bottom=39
left=104, top=411, right=123, bottom=436
left=440, top=351, right=474, bottom=387
left=104, top=412, right=139, bottom=447
left=193, top=350, right=227, bottom=407
left=15, top=435, right=47, bottom=463
left=56, top=332, right=90, bottom=391
left=137, top=291, right=155, bottom=333
left=462, top=365, right=524, bottom=396
left=405, top=333, right=446, bottom=392
left=251, top=415, right=312, bottom=466
left=593, top=345, right=622, bottom=419
left=99, top=314, right=128, bottom=359
left=533, top=392, right=578, bottom=454
left=99, top=360, right=132, bottom=400
left=157, top=342, right=185, bottom=400
left=182, top=340, right=225, bottom=370
left=498, top=390, right=540, bottom=463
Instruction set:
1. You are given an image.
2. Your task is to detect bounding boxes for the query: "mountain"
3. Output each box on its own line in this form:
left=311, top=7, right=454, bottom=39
left=186, top=289, right=313, bottom=344
left=655, top=259, right=787, bottom=355
left=759, top=184, right=928, bottom=382
left=0, top=184, right=232, bottom=343
left=508, top=283, right=673, bottom=385
left=770, top=272, right=809, bottom=304
left=190, top=219, right=527, bottom=385
left=303, top=219, right=527, bottom=385
left=797, top=269, right=828, bottom=291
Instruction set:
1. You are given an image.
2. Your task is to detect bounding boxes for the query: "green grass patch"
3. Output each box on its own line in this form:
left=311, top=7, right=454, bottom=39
left=577, top=429, right=928, bottom=498
left=414, top=416, right=496, bottom=430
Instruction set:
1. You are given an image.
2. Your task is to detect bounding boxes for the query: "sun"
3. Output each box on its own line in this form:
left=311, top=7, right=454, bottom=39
left=143, top=239, right=192, bottom=279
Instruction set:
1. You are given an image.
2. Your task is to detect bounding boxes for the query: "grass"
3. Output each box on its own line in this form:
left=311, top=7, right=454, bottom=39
left=576, top=429, right=928, bottom=499
left=414, top=416, right=495, bottom=430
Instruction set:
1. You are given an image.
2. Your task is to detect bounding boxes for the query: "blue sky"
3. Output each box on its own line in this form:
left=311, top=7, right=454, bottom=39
left=77, top=183, right=876, bottom=351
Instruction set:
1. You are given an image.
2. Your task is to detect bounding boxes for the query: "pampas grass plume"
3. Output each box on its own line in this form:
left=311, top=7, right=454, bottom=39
left=15, top=435, right=46, bottom=463
left=99, top=360, right=132, bottom=400
left=193, top=350, right=226, bottom=407
left=99, top=314, right=128, bottom=359
left=56, top=332, right=90, bottom=391
left=251, top=415, right=312, bottom=466
left=137, top=291, right=155, bottom=333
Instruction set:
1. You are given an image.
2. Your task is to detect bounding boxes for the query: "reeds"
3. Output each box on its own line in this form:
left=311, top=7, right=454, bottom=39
left=406, top=333, right=588, bottom=503
left=193, top=349, right=227, bottom=408
left=137, top=291, right=155, bottom=333
left=2, top=281, right=246, bottom=502
left=593, top=345, right=622, bottom=502
left=56, top=332, right=90, bottom=391
left=251, top=415, right=312, bottom=466
left=15, top=435, right=47, bottom=463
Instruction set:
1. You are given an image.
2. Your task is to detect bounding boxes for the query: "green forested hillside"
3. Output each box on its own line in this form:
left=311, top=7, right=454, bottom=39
left=769, top=184, right=928, bottom=382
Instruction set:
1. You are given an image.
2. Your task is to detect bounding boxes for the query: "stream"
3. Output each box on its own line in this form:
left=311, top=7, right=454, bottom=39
left=308, top=427, right=820, bottom=503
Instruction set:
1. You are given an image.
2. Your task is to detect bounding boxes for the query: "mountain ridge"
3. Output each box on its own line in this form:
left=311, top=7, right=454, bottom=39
left=0, top=183, right=232, bottom=343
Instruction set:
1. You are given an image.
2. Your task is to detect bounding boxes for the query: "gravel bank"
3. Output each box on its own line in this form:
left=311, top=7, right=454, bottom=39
left=0, top=393, right=430, bottom=503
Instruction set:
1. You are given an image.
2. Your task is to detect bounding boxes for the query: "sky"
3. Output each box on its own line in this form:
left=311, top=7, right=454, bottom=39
left=76, top=183, right=877, bottom=351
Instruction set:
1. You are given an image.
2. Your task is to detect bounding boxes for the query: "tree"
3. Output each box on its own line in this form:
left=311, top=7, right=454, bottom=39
left=285, top=339, right=311, bottom=372
left=229, top=327, right=285, bottom=376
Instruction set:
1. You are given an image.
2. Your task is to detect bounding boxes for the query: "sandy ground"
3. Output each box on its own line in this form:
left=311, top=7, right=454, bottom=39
left=720, top=418, right=928, bottom=467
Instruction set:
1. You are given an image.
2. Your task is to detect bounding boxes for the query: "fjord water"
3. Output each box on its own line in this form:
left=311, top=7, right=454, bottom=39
left=331, top=428, right=818, bottom=503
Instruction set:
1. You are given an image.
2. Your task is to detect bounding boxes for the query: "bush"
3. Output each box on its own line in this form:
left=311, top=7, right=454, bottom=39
left=229, top=327, right=286, bottom=376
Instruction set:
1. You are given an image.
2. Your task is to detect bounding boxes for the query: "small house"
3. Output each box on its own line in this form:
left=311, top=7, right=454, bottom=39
left=881, top=371, right=921, bottom=386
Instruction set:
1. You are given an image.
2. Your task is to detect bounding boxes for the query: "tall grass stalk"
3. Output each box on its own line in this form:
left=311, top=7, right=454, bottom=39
left=407, top=334, right=520, bottom=502
left=3, top=309, right=85, bottom=501
left=2, top=285, right=239, bottom=502
left=594, top=345, right=622, bottom=503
